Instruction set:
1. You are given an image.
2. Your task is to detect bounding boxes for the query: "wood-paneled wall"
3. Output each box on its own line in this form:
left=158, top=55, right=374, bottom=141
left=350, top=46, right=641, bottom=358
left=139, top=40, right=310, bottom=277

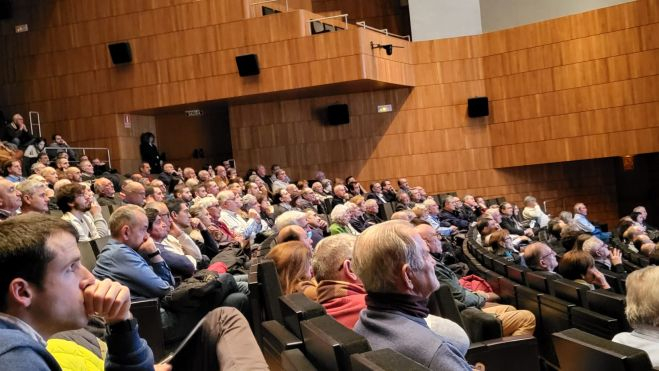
left=0, top=0, right=410, bottom=168
left=0, top=0, right=657, bottom=226
left=230, top=0, right=659, bottom=227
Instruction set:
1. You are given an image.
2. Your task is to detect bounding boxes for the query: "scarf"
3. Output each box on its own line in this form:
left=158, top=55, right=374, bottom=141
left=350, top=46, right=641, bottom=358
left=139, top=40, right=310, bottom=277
left=365, top=292, right=429, bottom=318
left=316, top=280, right=366, bottom=304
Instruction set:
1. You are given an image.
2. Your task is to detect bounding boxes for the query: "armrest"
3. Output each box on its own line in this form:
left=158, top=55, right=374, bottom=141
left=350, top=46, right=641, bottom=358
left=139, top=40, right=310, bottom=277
left=467, top=335, right=539, bottom=371
left=261, top=320, right=303, bottom=353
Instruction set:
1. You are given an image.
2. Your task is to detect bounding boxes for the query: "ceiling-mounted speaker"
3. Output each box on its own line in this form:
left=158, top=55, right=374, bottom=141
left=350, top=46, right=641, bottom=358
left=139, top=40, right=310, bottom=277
left=108, top=42, right=132, bottom=65
left=467, top=96, right=489, bottom=117
left=327, top=104, right=350, bottom=125
left=235, top=54, right=260, bottom=77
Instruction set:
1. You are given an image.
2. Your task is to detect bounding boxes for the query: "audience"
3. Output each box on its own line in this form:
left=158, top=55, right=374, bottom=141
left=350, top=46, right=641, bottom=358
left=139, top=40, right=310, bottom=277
left=2, top=157, right=657, bottom=370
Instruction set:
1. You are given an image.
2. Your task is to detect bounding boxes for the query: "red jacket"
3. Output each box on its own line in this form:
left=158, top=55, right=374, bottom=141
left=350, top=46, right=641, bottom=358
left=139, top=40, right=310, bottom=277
left=316, top=280, right=366, bottom=329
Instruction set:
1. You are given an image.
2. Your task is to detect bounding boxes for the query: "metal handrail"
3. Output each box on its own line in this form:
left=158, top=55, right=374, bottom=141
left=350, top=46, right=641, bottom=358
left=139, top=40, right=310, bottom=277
left=43, top=146, right=112, bottom=168
left=355, top=21, right=411, bottom=41
left=307, top=14, right=349, bottom=30
left=251, top=0, right=287, bottom=16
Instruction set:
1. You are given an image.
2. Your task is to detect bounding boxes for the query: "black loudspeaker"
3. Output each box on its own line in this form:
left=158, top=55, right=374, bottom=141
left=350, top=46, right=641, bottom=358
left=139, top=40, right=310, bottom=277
left=235, top=54, right=260, bottom=77
left=467, top=96, right=489, bottom=117
left=327, top=104, right=350, bottom=125
left=108, top=42, right=133, bottom=65
left=0, top=0, right=12, bottom=20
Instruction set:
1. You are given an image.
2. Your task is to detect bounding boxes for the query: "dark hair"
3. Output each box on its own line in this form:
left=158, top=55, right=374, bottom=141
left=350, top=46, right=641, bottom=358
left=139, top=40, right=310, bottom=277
left=51, top=133, right=61, bottom=141
left=557, top=249, right=594, bottom=280
left=166, top=199, right=185, bottom=214
left=2, top=159, right=19, bottom=176
left=476, top=219, right=491, bottom=234
left=145, top=186, right=156, bottom=197
left=369, top=182, right=380, bottom=192
left=0, top=213, right=78, bottom=310
left=140, top=132, right=155, bottom=145
left=56, top=183, right=85, bottom=213
left=629, top=211, right=642, bottom=223
left=145, top=208, right=158, bottom=232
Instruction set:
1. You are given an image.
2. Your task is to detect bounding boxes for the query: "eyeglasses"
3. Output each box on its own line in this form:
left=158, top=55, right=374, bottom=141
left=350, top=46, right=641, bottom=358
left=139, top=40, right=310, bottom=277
left=540, top=251, right=556, bottom=260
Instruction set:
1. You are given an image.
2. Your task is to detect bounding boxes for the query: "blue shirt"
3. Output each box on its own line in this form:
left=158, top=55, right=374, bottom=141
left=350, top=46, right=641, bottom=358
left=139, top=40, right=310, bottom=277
left=93, top=239, right=174, bottom=300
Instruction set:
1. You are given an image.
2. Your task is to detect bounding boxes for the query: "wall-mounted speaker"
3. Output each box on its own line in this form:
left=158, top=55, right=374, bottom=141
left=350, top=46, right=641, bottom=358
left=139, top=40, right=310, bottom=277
left=467, top=96, right=489, bottom=117
left=235, top=54, right=260, bottom=77
left=108, top=42, right=132, bottom=65
left=0, top=0, right=12, bottom=20
left=327, top=104, right=350, bottom=125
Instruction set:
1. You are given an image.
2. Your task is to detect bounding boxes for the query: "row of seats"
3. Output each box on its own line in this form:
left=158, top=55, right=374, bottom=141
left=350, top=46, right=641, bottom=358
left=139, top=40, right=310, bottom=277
left=249, top=258, right=540, bottom=371
left=460, top=234, right=653, bottom=370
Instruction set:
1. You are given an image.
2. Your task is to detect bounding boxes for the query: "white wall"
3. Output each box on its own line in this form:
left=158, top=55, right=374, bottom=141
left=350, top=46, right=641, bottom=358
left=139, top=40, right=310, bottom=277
left=408, top=0, right=482, bottom=41
left=408, top=0, right=635, bottom=40
left=480, top=0, right=636, bottom=32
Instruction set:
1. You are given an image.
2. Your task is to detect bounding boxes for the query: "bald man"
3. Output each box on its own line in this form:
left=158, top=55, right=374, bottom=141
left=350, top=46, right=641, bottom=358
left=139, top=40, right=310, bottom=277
left=121, top=181, right=146, bottom=206
left=276, top=224, right=313, bottom=251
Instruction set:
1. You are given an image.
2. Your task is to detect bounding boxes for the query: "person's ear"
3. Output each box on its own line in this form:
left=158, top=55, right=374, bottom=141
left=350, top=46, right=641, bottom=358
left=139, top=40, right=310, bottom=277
left=344, top=259, right=358, bottom=282
left=7, top=278, right=34, bottom=309
left=120, top=224, right=130, bottom=240
left=402, top=263, right=414, bottom=291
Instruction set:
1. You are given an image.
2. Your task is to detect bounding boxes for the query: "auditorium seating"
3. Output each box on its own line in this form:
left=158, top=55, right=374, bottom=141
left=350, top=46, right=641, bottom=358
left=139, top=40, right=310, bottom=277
left=552, top=328, right=654, bottom=371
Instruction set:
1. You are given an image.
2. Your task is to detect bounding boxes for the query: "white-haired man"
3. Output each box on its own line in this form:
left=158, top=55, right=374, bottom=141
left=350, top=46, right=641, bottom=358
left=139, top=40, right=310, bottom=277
left=352, top=221, right=475, bottom=370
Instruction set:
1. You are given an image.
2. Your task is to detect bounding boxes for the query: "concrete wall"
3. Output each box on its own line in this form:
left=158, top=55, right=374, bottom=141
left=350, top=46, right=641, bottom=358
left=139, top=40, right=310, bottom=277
left=409, top=0, right=482, bottom=41
left=480, top=0, right=636, bottom=32
left=408, top=0, right=636, bottom=40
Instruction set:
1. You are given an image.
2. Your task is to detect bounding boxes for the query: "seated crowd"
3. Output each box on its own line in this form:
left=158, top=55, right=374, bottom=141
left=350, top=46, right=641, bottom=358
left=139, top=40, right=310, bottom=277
left=1, top=157, right=658, bottom=370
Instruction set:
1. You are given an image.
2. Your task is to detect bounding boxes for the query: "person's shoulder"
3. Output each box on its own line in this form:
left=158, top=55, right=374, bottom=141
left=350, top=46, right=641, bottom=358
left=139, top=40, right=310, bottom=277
left=0, top=329, right=56, bottom=370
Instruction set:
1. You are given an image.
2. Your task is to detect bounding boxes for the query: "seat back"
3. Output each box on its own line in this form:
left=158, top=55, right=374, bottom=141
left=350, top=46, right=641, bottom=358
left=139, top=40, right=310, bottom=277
left=247, top=264, right=264, bottom=344
left=261, top=320, right=304, bottom=370
left=280, top=293, right=327, bottom=340
left=585, top=289, right=631, bottom=332
left=428, top=285, right=464, bottom=328
left=497, top=276, right=519, bottom=306
left=460, top=308, right=503, bottom=342
left=100, top=205, right=112, bottom=223
left=78, top=241, right=99, bottom=271
left=481, top=253, right=494, bottom=270
left=91, top=235, right=110, bottom=253
left=550, top=278, right=589, bottom=307
left=506, top=264, right=529, bottom=284
left=569, top=306, right=620, bottom=340
left=538, top=294, right=574, bottom=367
left=382, top=202, right=395, bottom=220
left=351, top=349, right=430, bottom=371
left=257, top=259, right=284, bottom=323
left=300, top=315, right=371, bottom=371
left=491, top=257, right=510, bottom=276
left=552, top=328, right=653, bottom=371
left=525, top=271, right=558, bottom=294
left=599, top=269, right=626, bottom=294
left=466, top=335, right=540, bottom=371
left=282, top=349, right=319, bottom=371
left=131, top=298, right=165, bottom=361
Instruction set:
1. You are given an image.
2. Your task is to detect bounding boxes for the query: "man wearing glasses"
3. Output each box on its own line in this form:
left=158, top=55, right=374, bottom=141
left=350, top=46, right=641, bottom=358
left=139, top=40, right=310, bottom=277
left=522, top=242, right=559, bottom=273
